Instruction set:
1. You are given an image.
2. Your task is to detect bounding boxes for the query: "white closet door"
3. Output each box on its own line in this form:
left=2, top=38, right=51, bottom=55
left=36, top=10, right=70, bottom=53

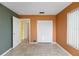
left=37, top=20, right=53, bottom=43
left=13, top=16, right=20, bottom=48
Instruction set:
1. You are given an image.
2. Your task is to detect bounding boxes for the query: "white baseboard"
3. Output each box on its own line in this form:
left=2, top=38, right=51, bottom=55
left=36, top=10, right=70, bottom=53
left=29, top=42, right=38, bottom=44
left=1, top=48, right=12, bottom=56
left=30, top=42, right=56, bottom=44
left=56, top=43, right=72, bottom=56
left=53, top=42, right=56, bottom=44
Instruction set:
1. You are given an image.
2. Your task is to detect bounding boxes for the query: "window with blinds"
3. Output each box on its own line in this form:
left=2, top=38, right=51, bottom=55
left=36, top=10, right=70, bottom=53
left=67, top=8, right=79, bottom=49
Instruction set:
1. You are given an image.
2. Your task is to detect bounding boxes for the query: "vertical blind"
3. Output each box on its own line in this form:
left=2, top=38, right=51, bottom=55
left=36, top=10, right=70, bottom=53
left=67, top=8, right=79, bottom=49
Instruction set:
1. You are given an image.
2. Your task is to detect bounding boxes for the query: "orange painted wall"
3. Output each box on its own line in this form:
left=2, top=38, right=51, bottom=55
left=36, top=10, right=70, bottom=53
left=19, top=15, right=56, bottom=42
left=56, top=2, right=79, bottom=56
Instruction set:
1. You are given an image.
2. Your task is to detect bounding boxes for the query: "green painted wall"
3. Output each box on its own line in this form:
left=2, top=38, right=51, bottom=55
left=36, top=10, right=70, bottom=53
left=0, top=4, right=18, bottom=55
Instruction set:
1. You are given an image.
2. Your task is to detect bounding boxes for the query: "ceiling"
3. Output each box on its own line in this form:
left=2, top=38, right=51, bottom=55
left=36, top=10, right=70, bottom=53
left=1, top=2, right=72, bottom=15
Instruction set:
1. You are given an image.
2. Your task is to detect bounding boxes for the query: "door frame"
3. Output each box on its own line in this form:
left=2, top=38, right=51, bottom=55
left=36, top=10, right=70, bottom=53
left=37, top=20, right=53, bottom=43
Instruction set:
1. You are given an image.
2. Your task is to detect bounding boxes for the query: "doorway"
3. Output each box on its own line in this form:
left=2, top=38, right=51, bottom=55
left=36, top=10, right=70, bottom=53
left=20, top=19, right=30, bottom=43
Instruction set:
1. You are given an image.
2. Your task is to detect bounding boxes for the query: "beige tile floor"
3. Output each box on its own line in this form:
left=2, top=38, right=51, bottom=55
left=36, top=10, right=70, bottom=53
left=5, top=40, right=69, bottom=56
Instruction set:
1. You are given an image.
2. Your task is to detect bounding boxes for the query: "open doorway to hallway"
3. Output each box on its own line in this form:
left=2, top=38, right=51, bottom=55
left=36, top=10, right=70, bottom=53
left=20, top=19, right=30, bottom=44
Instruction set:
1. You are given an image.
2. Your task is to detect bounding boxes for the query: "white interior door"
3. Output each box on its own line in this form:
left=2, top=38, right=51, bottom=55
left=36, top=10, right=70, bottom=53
left=37, top=20, right=53, bottom=43
left=13, top=16, right=20, bottom=48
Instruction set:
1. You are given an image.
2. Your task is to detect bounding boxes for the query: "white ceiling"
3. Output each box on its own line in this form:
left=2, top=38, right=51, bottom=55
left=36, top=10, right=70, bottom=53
left=1, top=2, right=72, bottom=15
